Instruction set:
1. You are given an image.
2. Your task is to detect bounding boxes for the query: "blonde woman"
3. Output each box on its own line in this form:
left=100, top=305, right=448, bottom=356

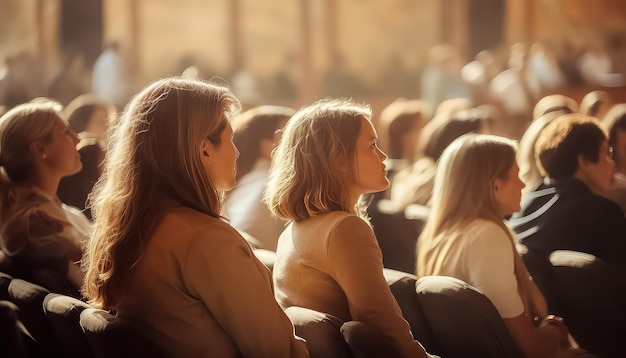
left=417, top=133, right=584, bottom=357
left=0, top=100, right=88, bottom=289
left=83, top=77, right=308, bottom=357
left=265, top=98, right=431, bottom=357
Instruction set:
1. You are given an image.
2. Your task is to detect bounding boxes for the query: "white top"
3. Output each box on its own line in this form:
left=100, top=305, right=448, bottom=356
left=419, top=219, right=524, bottom=318
left=224, top=159, right=287, bottom=250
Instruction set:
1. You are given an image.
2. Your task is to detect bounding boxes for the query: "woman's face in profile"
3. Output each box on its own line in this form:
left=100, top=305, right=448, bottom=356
left=204, top=122, right=239, bottom=191
left=493, top=162, right=525, bottom=216
left=351, top=118, right=389, bottom=195
left=42, top=117, right=83, bottom=178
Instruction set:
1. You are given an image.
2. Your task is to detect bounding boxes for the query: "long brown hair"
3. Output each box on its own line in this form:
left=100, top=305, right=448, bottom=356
left=83, top=77, right=240, bottom=309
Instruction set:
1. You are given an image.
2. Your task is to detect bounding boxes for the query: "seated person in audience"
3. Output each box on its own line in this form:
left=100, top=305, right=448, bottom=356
left=378, top=98, right=431, bottom=175
left=264, top=98, right=432, bottom=357
left=510, top=114, right=626, bottom=266
left=417, top=133, right=583, bottom=357
left=58, top=134, right=103, bottom=220
left=602, top=104, right=626, bottom=213
left=391, top=108, right=485, bottom=208
left=0, top=100, right=89, bottom=289
left=532, top=94, right=578, bottom=122
left=517, top=108, right=574, bottom=197
left=63, top=93, right=115, bottom=141
left=223, top=105, right=294, bottom=250
left=579, top=90, right=612, bottom=119
left=83, top=77, right=308, bottom=357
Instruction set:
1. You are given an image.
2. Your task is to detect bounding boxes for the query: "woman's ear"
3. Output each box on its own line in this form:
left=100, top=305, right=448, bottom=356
left=29, top=141, right=46, bottom=160
left=199, top=139, right=212, bottom=162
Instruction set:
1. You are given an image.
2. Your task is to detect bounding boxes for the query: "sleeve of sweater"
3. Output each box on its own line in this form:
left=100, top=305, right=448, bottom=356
left=327, top=215, right=427, bottom=358
left=182, top=222, right=308, bottom=358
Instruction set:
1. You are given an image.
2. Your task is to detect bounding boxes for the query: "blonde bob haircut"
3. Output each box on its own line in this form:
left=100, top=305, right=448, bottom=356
left=83, top=77, right=240, bottom=309
left=265, top=98, right=372, bottom=221
left=417, top=134, right=518, bottom=273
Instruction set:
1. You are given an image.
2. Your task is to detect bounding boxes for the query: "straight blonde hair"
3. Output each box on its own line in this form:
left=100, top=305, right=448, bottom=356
left=264, top=98, right=371, bottom=221
left=417, top=133, right=517, bottom=274
left=83, top=77, right=240, bottom=309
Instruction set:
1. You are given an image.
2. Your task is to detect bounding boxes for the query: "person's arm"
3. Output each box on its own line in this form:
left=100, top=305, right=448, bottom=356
left=467, top=223, right=566, bottom=357
left=182, top=222, right=308, bottom=358
left=504, top=314, right=568, bottom=358
left=328, top=215, right=428, bottom=358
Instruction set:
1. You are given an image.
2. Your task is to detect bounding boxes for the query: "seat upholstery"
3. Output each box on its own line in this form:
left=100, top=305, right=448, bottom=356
left=0, top=250, right=80, bottom=298
left=368, top=199, right=424, bottom=273
left=284, top=306, right=353, bottom=358
left=43, top=293, right=94, bottom=358
left=516, top=243, right=564, bottom=314
left=549, top=250, right=624, bottom=358
left=415, top=275, right=523, bottom=358
left=382, top=268, right=440, bottom=355
left=8, top=278, right=63, bottom=357
left=0, top=300, right=38, bottom=358
left=80, top=307, right=165, bottom=358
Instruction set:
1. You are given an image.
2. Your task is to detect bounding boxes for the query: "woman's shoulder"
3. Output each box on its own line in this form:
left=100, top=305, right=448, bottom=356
left=307, top=211, right=366, bottom=228
left=464, top=219, right=509, bottom=239
left=462, top=219, right=513, bottom=249
left=163, top=206, right=233, bottom=232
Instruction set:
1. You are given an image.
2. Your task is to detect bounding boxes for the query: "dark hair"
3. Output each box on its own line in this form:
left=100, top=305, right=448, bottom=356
left=232, top=106, right=294, bottom=180
left=536, top=114, right=607, bottom=178
left=423, top=110, right=483, bottom=161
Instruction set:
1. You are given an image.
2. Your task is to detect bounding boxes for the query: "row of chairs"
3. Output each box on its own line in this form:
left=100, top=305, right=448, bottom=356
left=255, top=248, right=524, bottom=358
left=3, top=245, right=615, bottom=357
left=0, top=273, right=163, bottom=358
left=518, top=245, right=625, bottom=357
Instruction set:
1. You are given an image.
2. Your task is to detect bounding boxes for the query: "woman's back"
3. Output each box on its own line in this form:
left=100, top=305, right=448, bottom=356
left=119, top=205, right=301, bottom=357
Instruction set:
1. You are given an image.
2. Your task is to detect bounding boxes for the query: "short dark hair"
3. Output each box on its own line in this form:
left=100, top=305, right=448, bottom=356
left=536, top=113, right=607, bottom=178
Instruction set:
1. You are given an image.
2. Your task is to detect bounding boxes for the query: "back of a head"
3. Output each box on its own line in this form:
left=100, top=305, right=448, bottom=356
left=517, top=110, right=566, bottom=188
left=580, top=90, right=611, bottom=118
left=379, top=98, right=430, bottom=159
left=602, top=103, right=626, bottom=152
left=423, top=109, right=484, bottom=162
left=0, top=100, right=61, bottom=184
left=86, top=77, right=240, bottom=309
left=96, top=77, right=240, bottom=218
left=265, top=98, right=371, bottom=221
left=232, top=105, right=294, bottom=180
left=63, top=94, right=115, bottom=137
left=532, top=94, right=578, bottom=121
left=535, top=113, right=607, bottom=179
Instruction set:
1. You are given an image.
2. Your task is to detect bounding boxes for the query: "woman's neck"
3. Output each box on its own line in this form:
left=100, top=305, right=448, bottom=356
left=23, top=171, right=61, bottom=198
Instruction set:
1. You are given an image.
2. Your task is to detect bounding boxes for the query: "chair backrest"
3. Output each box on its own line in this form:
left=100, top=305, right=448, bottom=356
left=549, top=250, right=624, bottom=358
left=284, top=306, right=353, bottom=358
left=0, top=271, right=13, bottom=301
left=43, top=293, right=94, bottom=358
left=80, top=307, right=165, bottom=358
left=0, top=300, right=38, bottom=358
left=368, top=199, right=423, bottom=273
left=0, top=250, right=80, bottom=297
left=0, top=251, right=31, bottom=280
left=516, top=243, right=564, bottom=314
left=382, top=268, right=440, bottom=355
left=415, top=275, right=523, bottom=358
left=8, top=278, right=64, bottom=356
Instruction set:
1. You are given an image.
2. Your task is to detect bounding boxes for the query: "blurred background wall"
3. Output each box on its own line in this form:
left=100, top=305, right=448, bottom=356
left=1, top=0, right=625, bottom=113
